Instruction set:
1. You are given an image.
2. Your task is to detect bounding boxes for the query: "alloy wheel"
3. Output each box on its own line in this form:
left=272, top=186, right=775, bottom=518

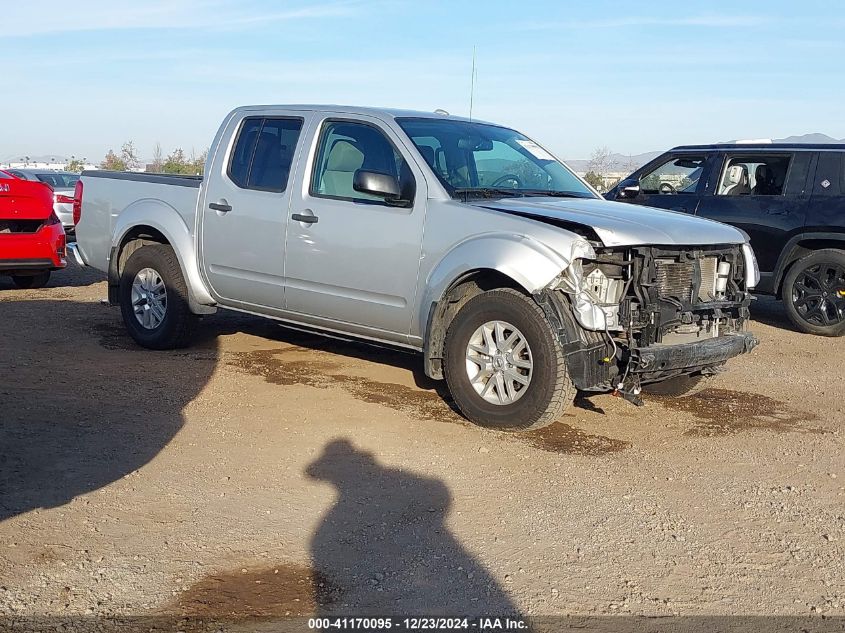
left=465, top=320, right=533, bottom=405
left=131, top=267, right=168, bottom=330
left=791, top=262, right=845, bottom=327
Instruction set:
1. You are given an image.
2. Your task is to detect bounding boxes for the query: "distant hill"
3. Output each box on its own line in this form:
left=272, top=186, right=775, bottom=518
left=1, top=154, right=71, bottom=163
left=753, top=133, right=844, bottom=144
left=565, top=151, right=662, bottom=174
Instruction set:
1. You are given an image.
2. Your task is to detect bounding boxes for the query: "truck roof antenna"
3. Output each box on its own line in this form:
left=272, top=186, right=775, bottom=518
left=469, top=45, right=477, bottom=121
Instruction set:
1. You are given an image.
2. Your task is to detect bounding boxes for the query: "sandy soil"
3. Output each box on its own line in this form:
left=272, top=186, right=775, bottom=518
left=0, top=262, right=843, bottom=630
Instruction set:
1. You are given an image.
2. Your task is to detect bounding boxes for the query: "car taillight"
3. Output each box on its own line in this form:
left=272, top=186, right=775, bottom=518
left=73, top=180, right=83, bottom=225
left=55, top=194, right=75, bottom=204
left=46, top=210, right=61, bottom=225
left=57, top=233, right=66, bottom=257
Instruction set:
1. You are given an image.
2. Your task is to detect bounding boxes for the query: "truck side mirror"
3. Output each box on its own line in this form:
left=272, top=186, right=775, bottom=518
left=617, top=178, right=641, bottom=199
left=353, top=170, right=401, bottom=201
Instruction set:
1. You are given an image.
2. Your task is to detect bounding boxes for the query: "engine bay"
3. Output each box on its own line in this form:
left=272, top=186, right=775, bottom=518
left=546, top=244, right=756, bottom=399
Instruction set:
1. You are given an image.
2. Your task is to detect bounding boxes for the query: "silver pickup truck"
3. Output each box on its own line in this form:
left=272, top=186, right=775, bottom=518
left=71, top=105, right=759, bottom=431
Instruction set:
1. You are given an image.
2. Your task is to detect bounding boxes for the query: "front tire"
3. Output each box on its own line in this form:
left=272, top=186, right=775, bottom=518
left=782, top=249, right=845, bottom=337
left=119, top=244, right=196, bottom=349
left=443, top=288, right=575, bottom=431
left=11, top=271, right=50, bottom=289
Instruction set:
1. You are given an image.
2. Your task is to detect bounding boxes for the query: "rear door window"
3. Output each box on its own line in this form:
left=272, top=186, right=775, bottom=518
left=784, top=152, right=812, bottom=195
left=716, top=154, right=792, bottom=196
left=228, top=117, right=303, bottom=193
left=639, top=155, right=706, bottom=194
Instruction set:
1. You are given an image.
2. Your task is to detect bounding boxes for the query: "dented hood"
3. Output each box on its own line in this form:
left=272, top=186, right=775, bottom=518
left=475, top=197, right=745, bottom=247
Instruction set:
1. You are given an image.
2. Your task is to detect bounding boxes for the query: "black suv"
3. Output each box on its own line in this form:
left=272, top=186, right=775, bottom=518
left=606, top=144, right=845, bottom=336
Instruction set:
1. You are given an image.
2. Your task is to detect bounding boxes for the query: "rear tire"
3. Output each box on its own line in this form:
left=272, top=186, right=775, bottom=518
left=782, top=249, right=845, bottom=337
left=119, top=244, right=196, bottom=349
left=643, top=374, right=710, bottom=397
left=11, top=271, right=50, bottom=289
left=443, top=288, right=575, bottom=431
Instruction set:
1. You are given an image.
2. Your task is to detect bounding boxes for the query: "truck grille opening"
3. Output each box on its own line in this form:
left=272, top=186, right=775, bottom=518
left=0, top=220, right=44, bottom=234
left=655, top=259, right=695, bottom=301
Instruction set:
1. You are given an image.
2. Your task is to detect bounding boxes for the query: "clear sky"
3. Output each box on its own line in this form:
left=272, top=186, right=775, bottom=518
left=3, top=0, right=844, bottom=162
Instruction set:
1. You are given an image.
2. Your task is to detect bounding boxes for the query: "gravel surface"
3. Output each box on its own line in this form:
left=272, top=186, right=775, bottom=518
left=0, top=262, right=842, bottom=629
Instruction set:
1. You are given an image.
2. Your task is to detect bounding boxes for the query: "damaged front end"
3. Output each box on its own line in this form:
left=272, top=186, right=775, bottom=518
left=539, top=243, right=759, bottom=401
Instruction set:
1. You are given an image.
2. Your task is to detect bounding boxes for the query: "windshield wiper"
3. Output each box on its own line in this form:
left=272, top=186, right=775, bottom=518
left=518, top=190, right=592, bottom=198
left=453, top=187, right=526, bottom=199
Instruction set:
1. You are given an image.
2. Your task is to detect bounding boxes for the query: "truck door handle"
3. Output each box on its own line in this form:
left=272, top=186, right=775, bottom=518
left=291, top=213, right=318, bottom=224
left=209, top=201, right=232, bottom=213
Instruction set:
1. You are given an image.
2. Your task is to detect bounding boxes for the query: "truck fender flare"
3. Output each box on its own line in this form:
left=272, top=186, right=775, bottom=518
left=111, top=199, right=216, bottom=313
left=419, top=233, right=582, bottom=379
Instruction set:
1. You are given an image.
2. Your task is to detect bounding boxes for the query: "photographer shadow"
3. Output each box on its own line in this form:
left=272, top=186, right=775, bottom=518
left=306, top=439, right=521, bottom=617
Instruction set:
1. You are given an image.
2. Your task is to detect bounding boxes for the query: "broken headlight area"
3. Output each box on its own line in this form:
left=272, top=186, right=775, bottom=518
left=547, top=245, right=757, bottom=396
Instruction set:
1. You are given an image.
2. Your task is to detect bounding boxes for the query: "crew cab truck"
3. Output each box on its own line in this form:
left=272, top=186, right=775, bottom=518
left=607, top=144, right=845, bottom=336
left=71, top=105, right=759, bottom=431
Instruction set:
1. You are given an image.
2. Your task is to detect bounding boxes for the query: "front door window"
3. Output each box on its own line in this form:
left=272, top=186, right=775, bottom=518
left=640, top=156, right=706, bottom=195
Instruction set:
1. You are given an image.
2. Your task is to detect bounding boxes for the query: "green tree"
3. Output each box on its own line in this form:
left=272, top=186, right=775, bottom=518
left=100, top=141, right=139, bottom=171
left=162, top=148, right=189, bottom=174
left=583, top=170, right=604, bottom=190
left=100, top=149, right=127, bottom=171
left=162, top=147, right=207, bottom=175
left=65, top=158, right=85, bottom=173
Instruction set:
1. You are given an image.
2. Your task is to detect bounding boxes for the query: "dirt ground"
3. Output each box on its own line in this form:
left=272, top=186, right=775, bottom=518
left=0, top=262, right=843, bottom=630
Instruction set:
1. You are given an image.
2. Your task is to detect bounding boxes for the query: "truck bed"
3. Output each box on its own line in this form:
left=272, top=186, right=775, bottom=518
left=75, top=170, right=202, bottom=273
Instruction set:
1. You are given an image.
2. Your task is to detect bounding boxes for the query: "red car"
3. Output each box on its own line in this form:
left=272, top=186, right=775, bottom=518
left=0, top=170, right=66, bottom=288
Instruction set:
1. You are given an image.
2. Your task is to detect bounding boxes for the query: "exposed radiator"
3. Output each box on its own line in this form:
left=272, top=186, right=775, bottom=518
left=655, top=259, right=694, bottom=301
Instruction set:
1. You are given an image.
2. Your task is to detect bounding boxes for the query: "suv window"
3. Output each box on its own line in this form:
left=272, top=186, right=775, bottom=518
left=640, top=156, right=705, bottom=194
left=228, top=117, right=303, bottom=193
left=311, top=120, right=412, bottom=203
left=716, top=154, right=791, bottom=196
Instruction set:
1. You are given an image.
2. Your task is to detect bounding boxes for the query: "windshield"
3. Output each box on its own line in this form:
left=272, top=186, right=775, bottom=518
left=35, top=173, right=79, bottom=189
left=396, top=118, right=595, bottom=200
